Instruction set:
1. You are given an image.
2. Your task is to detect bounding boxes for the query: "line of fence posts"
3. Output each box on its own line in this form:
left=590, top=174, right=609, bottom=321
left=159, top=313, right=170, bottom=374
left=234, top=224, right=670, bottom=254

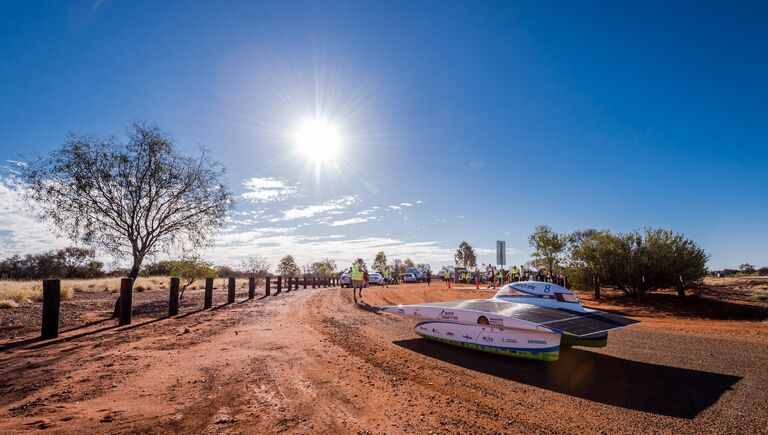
left=38, top=270, right=345, bottom=340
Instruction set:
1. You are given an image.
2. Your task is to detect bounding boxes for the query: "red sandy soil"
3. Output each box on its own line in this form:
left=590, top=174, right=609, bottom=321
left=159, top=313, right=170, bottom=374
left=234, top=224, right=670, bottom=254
left=0, top=282, right=766, bottom=433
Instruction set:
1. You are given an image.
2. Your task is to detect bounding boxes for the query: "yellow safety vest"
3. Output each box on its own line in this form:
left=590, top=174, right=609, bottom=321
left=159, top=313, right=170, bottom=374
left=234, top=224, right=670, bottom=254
left=383, top=271, right=389, bottom=279
left=444, top=271, right=450, bottom=279
left=351, top=264, right=363, bottom=280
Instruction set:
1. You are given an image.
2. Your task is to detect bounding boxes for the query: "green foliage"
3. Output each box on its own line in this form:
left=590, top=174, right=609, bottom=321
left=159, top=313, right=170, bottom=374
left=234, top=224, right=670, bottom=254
left=403, top=258, right=415, bottom=269
left=170, top=256, right=217, bottom=297
left=454, top=241, right=477, bottom=268
left=309, top=258, right=337, bottom=278
left=277, top=255, right=300, bottom=278
left=0, top=247, right=104, bottom=280
left=758, top=267, right=768, bottom=276
left=751, top=292, right=768, bottom=301
left=373, top=251, right=388, bottom=273
left=568, top=227, right=709, bottom=297
left=529, top=225, right=568, bottom=276
left=739, top=263, right=756, bottom=274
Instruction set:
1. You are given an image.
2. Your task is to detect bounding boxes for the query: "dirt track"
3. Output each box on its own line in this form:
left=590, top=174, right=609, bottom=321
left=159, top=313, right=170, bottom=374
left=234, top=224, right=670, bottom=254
left=1, top=283, right=766, bottom=433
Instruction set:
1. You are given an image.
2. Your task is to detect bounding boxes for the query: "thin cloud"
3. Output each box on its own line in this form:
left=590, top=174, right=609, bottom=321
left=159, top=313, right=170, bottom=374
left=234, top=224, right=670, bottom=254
left=328, top=216, right=376, bottom=227
left=279, top=195, right=358, bottom=221
left=0, top=176, right=68, bottom=256
left=241, top=177, right=298, bottom=203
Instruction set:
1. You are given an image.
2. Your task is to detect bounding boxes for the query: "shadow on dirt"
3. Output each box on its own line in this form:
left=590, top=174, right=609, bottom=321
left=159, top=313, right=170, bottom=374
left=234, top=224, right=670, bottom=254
left=393, top=338, right=741, bottom=419
left=353, top=294, right=383, bottom=315
left=578, top=287, right=768, bottom=321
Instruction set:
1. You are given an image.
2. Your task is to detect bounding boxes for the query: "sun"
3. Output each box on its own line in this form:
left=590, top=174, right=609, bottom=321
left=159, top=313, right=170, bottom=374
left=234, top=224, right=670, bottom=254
left=293, top=118, right=344, bottom=163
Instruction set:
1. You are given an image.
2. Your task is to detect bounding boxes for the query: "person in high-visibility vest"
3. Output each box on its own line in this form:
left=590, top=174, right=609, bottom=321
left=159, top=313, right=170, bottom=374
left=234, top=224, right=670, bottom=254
left=383, top=268, right=390, bottom=288
left=444, top=269, right=451, bottom=288
left=496, top=269, right=503, bottom=288
left=351, top=258, right=365, bottom=298
left=510, top=265, right=519, bottom=282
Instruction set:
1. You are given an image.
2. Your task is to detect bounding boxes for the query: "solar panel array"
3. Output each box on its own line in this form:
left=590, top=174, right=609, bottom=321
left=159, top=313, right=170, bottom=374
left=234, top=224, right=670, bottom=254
left=417, top=299, right=639, bottom=337
left=545, top=312, right=641, bottom=337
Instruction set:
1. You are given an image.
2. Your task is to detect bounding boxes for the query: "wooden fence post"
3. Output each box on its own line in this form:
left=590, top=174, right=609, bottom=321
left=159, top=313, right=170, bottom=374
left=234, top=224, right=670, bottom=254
left=295, top=277, right=299, bottom=291
left=593, top=276, right=601, bottom=300
left=41, top=279, right=61, bottom=339
left=248, top=276, right=256, bottom=299
left=119, top=278, right=133, bottom=326
left=303, top=276, right=307, bottom=289
left=312, top=277, right=316, bottom=288
left=228, top=277, right=236, bottom=304
left=169, top=277, right=180, bottom=316
left=204, top=277, right=213, bottom=308
left=286, top=277, right=292, bottom=293
left=276, top=276, right=282, bottom=293
left=265, top=276, right=271, bottom=296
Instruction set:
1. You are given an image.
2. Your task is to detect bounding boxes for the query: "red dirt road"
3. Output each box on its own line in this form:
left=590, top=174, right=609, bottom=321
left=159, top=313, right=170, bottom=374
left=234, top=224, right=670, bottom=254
left=1, top=283, right=766, bottom=433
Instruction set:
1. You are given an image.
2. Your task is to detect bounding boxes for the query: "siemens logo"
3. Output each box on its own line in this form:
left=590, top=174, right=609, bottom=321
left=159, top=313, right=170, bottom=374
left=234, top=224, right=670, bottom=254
left=527, top=339, right=547, bottom=344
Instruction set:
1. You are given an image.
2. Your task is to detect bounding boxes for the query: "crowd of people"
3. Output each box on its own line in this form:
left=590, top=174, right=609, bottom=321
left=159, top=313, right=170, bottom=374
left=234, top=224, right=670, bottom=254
left=446, top=265, right=569, bottom=289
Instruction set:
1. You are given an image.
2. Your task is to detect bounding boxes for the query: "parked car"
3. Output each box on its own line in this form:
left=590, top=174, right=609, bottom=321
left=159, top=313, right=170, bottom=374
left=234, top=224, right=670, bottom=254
left=368, top=272, right=384, bottom=286
left=404, top=267, right=425, bottom=282
left=402, top=273, right=417, bottom=283
left=340, top=273, right=351, bottom=288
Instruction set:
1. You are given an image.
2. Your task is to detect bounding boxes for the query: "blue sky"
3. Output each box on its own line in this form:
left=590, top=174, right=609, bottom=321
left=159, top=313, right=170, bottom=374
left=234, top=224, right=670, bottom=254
left=0, top=0, right=766, bottom=270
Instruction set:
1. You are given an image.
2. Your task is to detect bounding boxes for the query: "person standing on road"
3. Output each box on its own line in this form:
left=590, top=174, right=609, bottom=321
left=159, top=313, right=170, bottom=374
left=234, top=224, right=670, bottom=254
left=444, top=269, right=451, bottom=288
left=426, top=270, right=431, bottom=286
left=351, top=258, right=365, bottom=299
left=383, top=268, right=390, bottom=288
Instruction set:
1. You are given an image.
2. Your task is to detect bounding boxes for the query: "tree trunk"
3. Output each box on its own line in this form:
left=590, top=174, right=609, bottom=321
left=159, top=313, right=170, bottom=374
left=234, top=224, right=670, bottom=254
left=677, top=285, right=686, bottom=304
left=112, top=257, right=143, bottom=318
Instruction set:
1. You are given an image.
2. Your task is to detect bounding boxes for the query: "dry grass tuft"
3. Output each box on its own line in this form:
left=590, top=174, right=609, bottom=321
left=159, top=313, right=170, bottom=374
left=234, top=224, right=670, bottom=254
left=0, top=282, right=73, bottom=305
left=0, top=276, right=170, bottom=306
left=0, top=299, right=20, bottom=309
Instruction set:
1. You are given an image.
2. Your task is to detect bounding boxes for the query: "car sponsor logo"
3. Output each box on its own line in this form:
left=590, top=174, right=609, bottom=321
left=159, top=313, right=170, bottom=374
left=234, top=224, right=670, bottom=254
left=438, top=310, right=458, bottom=321
left=481, top=336, right=494, bottom=342
left=419, top=326, right=428, bottom=331
left=502, top=338, right=518, bottom=344
left=527, top=339, right=547, bottom=345
left=413, top=309, right=421, bottom=317
left=489, top=317, right=504, bottom=327
left=446, top=332, right=455, bottom=337
left=397, top=308, right=405, bottom=314
left=462, top=335, right=473, bottom=340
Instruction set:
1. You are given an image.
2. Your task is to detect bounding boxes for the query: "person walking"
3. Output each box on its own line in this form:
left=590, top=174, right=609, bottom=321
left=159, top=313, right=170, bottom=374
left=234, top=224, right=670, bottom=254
left=351, top=258, right=365, bottom=299
left=444, top=269, right=451, bottom=289
left=426, top=270, right=431, bottom=286
left=383, top=268, right=390, bottom=288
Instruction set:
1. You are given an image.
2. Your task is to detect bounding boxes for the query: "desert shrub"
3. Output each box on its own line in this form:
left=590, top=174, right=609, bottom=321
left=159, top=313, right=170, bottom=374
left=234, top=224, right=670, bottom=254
left=757, top=267, right=768, bottom=276
left=752, top=292, right=768, bottom=302
left=134, top=285, right=146, bottom=292
left=0, top=299, right=20, bottom=309
left=170, top=257, right=217, bottom=298
left=568, top=227, right=708, bottom=297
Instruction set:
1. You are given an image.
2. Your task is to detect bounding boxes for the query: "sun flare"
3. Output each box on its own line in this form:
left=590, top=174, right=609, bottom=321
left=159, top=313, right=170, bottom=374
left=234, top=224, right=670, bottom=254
left=293, top=118, right=344, bottom=163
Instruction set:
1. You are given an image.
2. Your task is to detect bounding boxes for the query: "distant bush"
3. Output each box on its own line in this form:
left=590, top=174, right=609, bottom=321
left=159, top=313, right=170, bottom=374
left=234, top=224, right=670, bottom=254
left=0, top=247, right=104, bottom=280
left=757, top=267, right=768, bottom=276
left=134, top=285, right=146, bottom=292
left=567, top=227, right=708, bottom=297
